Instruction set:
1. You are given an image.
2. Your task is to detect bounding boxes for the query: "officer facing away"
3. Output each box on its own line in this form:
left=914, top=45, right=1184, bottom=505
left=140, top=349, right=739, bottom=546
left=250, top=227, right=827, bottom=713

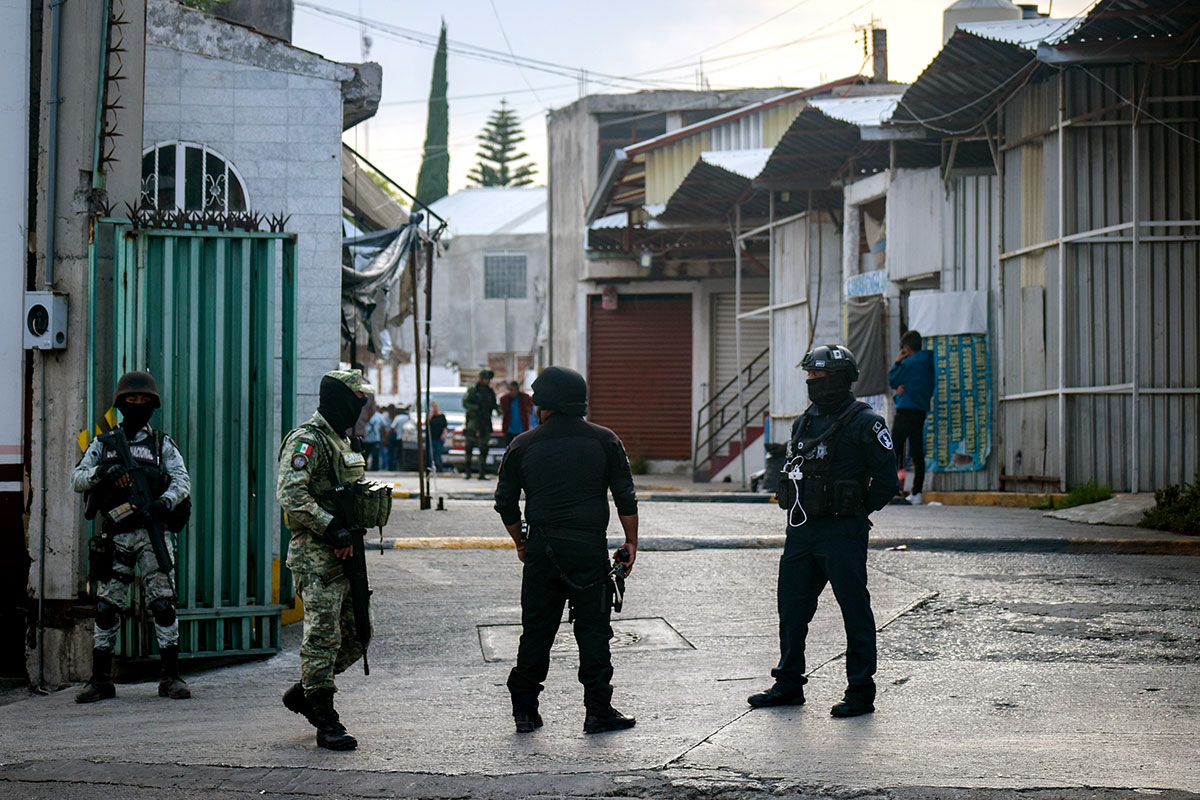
left=72, top=370, right=192, bottom=703
left=276, top=369, right=379, bottom=751
left=494, top=366, right=639, bottom=735
left=750, top=345, right=899, bottom=718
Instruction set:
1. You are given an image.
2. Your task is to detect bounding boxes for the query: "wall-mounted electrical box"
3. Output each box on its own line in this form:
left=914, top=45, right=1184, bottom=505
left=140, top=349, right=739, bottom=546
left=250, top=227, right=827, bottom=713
left=24, top=291, right=68, bottom=350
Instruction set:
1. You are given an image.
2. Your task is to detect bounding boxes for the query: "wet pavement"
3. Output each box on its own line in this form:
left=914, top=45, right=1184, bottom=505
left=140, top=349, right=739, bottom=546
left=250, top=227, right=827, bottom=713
left=0, top=501, right=1197, bottom=799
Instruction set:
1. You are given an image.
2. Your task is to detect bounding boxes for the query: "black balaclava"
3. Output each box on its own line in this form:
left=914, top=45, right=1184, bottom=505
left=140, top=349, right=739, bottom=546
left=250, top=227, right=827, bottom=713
left=319, top=375, right=367, bottom=435
left=807, top=372, right=854, bottom=413
left=117, top=401, right=153, bottom=435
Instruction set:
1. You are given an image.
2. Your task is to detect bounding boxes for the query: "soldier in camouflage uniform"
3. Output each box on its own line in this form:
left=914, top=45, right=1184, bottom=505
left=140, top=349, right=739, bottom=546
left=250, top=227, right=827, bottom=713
left=71, top=371, right=192, bottom=703
left=462, top=369, right=498, bottom=479
left=277, top=369, right=374, bottom=751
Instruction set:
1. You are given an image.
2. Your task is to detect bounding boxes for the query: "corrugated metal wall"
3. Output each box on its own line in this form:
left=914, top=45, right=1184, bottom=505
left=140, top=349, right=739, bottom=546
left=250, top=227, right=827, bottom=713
left=999, top=63, right=1200, bottom=491
left=769, top=212, right=842, bottom=434
left=936, top=174, right=1001, bottom=491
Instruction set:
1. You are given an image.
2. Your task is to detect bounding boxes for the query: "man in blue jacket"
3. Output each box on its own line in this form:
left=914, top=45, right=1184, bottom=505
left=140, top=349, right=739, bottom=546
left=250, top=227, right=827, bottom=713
left=888, top=330, right=935, bottom=503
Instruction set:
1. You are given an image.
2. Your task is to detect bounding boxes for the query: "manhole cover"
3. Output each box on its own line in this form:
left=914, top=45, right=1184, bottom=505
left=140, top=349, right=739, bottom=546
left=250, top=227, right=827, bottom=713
left=477, top=616, right=694, bottom=662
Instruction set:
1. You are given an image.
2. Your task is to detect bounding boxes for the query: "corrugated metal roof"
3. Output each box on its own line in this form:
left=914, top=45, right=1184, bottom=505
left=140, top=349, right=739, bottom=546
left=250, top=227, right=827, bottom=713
left=699, top=148, right=773, bottom=179
left=1058, top=0, right=1200, bottom=44
left=426, top=187, right=546, bottom=237
left=808, top=95, right=901, bottom=127
left=956, top=17, right=1077, bottom=49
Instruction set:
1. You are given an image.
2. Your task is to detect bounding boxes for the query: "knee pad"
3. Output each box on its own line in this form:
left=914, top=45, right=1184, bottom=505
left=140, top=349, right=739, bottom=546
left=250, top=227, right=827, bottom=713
left=147, top=596, right=176, bottom=627
left=94, top=599, right=121, bottom=630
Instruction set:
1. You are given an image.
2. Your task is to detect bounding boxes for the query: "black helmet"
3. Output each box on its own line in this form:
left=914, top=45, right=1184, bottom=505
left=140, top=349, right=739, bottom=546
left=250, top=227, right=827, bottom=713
left=113, top=370, right=161, bottom=408
left=531, top=366, right=587, bottom=416
left=799, top=344, right=860, bottom=382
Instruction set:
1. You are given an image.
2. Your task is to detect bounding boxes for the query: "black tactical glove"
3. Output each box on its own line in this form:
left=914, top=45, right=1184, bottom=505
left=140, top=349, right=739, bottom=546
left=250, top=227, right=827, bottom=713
left=97, top=463, right=127, bottom=486
left=136, top=497, right=172, bottom=526
left=325, top=519, right=353, bottom=550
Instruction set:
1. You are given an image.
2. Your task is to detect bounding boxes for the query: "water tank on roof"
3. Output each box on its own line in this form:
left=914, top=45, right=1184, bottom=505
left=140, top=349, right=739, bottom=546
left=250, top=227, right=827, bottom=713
left=943, top=0, right=1022, bottom=44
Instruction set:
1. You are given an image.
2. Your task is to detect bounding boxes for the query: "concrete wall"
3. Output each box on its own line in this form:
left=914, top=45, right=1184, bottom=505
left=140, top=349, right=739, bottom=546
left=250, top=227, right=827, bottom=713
left=144, top=0, right=352, bottom=413
left=433, top=232, right=547, bottom=371
left=27, top=0, right=148, bottom=687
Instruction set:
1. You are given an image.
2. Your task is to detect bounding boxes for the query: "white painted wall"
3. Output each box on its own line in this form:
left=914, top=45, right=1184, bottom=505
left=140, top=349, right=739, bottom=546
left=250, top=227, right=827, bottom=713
left=888, top=167, right=946, bottom=280
left=0, top=0, right=28, bottom=477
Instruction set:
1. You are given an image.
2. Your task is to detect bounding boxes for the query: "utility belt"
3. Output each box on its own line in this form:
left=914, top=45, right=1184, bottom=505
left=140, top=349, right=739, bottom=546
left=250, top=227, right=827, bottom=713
left=527, top=525, right=607, bottom=546
left=794, top=477, right=866, bottom=520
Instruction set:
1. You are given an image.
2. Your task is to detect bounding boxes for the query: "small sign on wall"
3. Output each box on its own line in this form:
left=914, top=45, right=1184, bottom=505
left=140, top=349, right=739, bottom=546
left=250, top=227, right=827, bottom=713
left=601, top=284, right=618, bottom=311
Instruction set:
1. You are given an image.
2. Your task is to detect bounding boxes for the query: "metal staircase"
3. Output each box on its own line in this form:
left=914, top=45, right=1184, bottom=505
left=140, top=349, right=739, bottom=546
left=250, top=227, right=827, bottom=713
left=693, top=347, right=769, bottom=482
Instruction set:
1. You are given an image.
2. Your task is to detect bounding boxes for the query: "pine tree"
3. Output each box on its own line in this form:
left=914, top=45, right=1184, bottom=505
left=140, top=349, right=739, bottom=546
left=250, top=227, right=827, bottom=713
left=414, top=21, right=449, bottom=209
left=467, top=99, right=536, bottom=187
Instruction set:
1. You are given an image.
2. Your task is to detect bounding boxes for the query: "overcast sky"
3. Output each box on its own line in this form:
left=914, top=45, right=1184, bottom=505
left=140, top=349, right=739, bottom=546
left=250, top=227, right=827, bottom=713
left=291, top=0, right=1095, bottom=199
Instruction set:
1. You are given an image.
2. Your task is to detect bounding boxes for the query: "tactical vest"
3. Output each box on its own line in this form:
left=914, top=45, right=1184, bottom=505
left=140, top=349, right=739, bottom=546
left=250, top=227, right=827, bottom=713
left=783, top=401, right=870, bottom=520
left=90, top=431, right=169, bottom=526
left=291, top=424, right=391, bottom=529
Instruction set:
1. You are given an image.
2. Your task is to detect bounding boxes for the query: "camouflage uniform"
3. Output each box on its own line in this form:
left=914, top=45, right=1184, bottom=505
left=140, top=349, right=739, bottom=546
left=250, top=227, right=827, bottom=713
left=72, top=425, right=190, bottom=652
left=462, top=380, right=498, bottom=477
left=277, top=370, right=372, bottom=693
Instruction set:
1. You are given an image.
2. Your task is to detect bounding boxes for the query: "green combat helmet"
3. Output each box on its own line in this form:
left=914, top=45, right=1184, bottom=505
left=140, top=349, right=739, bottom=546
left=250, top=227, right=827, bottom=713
left=114, top=371, right=162, bottom=407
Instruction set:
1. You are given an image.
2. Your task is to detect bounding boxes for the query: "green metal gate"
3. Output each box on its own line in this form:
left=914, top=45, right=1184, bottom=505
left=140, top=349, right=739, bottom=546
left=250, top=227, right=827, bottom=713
left=88, top=222, right=298, bottom=660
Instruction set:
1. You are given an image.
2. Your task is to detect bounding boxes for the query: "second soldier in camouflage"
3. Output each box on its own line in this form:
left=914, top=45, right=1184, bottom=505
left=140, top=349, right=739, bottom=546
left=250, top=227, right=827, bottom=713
left=276, top=369, right=374, bottom=751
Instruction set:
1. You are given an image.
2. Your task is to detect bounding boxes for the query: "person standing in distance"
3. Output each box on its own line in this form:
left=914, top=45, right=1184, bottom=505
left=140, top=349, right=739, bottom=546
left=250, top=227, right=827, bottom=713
left=494, top=366, right=639, bottom=735
left=750, top=344, right=899, bottom=718
left=500, top=380, right=533, bottom=446
left=463, top=369, right=499, bottom=479
left=276, top=369, right=374, bottom=751
left=888, top=330, right=935, bottom=504
left=72, top=370, right=192, bottom=703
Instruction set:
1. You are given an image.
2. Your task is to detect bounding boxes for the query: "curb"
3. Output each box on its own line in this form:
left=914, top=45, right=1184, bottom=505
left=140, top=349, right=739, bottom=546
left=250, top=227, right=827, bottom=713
left=380, top=535, right=1200, bottom=556
left=391, top=488, right=774, bottom=503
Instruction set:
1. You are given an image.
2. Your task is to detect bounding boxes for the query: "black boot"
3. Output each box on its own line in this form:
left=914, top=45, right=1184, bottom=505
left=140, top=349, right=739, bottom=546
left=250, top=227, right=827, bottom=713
left=830, top=695, right=874, bottom=717
left=157, top=645, right=191, bottom=699
left=76, top=649, right=116, bottom=704
left=308, top=688, right=358, bottom=750
left=583, top=706, right=636, bottom=734
left=748, top=683, right=805, bottom=708
left=283, top=682, right=318, bottom=726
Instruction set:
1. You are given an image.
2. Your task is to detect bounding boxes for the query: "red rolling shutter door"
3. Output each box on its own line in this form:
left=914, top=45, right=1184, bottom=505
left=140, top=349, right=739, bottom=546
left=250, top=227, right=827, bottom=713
left=588, top=294, right=692, bottom=459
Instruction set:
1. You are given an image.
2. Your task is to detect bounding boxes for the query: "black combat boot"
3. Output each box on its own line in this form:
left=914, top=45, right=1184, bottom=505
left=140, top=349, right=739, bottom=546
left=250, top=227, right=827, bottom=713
left=76, top=648, right=116, bottom=704
left=307, top=688, right=358, bottom=750
left=283, top=682, right=318, bottom=726
left=157, top=645, right=192, bottom=699
left=747, top=683, right=805, bottom=708
left=583, top=706, right=636, bottom=734
left=830, top=695, right=874, bottom=718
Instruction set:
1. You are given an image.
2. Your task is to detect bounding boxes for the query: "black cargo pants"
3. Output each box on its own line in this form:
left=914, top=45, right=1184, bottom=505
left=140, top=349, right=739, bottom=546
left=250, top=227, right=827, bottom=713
left=507, top=532, right=614, bottom=714
left=772, top=515, right=876, bottom=702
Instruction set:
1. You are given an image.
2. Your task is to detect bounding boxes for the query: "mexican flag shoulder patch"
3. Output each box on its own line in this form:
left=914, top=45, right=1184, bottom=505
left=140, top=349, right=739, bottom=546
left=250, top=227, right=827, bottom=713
left=295, top=441, right=314, bottom=456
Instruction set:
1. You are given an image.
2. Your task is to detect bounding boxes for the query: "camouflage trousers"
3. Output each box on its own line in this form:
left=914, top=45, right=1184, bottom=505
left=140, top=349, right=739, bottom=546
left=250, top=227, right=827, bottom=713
left=94, top=528, right=178, bottom=652
left=295, top=570, right=370, bottom=693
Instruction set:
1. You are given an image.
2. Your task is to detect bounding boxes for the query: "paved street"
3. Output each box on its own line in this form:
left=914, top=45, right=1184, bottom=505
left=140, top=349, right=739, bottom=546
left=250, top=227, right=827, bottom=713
left=1, top=501, right=1197, bottom=799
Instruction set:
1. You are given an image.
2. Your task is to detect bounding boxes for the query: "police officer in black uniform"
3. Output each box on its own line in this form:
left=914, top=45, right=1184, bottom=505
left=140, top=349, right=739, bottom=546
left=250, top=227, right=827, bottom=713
left=494, top=366, right=639, bottom=735
left=749, top=344, right=899, bottom=718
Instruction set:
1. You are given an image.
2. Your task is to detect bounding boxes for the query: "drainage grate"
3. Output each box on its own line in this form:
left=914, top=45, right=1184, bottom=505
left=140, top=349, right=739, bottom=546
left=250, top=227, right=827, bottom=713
left=476, top=616, right=695, bottom=662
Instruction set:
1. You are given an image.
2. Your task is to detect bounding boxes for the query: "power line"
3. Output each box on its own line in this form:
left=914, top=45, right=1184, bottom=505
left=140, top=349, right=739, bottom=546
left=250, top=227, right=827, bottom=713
left=488, top=0, right=547, bottom=108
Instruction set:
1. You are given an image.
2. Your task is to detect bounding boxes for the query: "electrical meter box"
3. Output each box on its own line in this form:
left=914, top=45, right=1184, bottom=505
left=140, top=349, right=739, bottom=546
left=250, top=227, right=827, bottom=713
left=24, top=292, right=68, bottom=350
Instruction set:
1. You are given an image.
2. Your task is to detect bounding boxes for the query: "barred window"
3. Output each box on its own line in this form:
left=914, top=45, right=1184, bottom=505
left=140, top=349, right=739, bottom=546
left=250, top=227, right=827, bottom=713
left=484, top=253, right=527, bottom=299
left=141, top=141, right=249, bottom=213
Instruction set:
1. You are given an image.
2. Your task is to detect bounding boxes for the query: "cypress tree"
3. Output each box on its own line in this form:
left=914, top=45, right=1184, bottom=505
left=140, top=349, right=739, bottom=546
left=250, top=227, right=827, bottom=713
left=467, top=99, right=536, bottom=187
left=414, top=21, right=449, bottom=209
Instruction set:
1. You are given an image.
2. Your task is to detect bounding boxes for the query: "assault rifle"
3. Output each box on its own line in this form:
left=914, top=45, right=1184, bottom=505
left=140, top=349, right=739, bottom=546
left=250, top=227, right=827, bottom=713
left=329, top=482, right=372, bottom=675
left=109, top=428, right=173, bottom=574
